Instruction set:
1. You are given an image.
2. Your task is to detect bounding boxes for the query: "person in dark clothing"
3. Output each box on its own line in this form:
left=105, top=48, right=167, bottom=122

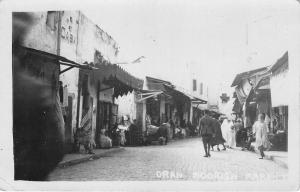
left=157, top=122, right=170, bottom=144
left=199, top=110, right=215, bottom=157
left=128, top=119, right=138, bottom=146
left=233, top=119, right=244, bottom=148
left=111, top=123, right=121, bottom=147
left=235, top=119, right=248, bottom=150
left=169, top=119, right=175, bottom=139
left=13, top=13, right=64, bottom=181
left=210, top=118, right=226, bottom=151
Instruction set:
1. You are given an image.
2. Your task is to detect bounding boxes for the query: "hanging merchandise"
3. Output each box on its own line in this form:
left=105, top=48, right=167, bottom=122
left=279, top=106, right=283, bottom=115
left=63, top=85, right=68, bottom=107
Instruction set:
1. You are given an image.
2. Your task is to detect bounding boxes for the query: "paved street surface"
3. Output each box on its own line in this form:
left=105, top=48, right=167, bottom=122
left=47, top=138, right=288, bottom=181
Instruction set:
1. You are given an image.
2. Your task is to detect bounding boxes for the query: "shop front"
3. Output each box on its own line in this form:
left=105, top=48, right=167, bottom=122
left=163, top=84, right=207, bottom=137
left=270, top=52, right=289, bottom=133
left=269, top=52, right=289, bottom=151
left=90, top=63, right=143, bottom=147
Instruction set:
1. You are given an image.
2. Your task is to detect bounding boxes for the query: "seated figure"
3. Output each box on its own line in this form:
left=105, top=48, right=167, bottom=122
left=99, top=129, right=112, bottom=149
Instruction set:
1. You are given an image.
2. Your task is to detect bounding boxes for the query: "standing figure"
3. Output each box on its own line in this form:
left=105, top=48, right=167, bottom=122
left=199, top=110, right=215, bottom=157
left=235, top=119, right=247, bottom=150
left=252, top=113, right=268, bottom=159
left=227, top=119, right=236, bottom=148
left=221, top=118, right=229, bottom=146
left=210, top=118, right=226, bottom=151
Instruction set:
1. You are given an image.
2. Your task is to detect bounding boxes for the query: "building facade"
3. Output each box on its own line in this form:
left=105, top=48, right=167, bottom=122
left=18, top=11, right=143, bottom=151
left=231, top=51, right=289, bottom=151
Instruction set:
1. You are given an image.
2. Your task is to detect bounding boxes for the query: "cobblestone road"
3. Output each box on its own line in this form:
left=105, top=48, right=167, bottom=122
left=47, top=138, right=288, bottom=181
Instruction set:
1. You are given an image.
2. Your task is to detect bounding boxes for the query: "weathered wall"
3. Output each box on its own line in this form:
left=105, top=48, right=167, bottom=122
left=22, top=12, right=58, bottom=54
left=76, top=12, right=118, bottom=64
left=21, top=11, right=119, bottom=145
left=20, top=11, right=81, bottom=142
left=75, top=11, right=118, bottom=142
left=59, top=11, right=81, bottom=136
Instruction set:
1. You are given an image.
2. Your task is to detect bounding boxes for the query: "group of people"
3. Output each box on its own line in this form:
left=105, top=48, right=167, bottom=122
left=199, top=110, right=270, bottom=159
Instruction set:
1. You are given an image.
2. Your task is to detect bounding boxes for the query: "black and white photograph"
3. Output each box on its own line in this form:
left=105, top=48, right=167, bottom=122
left=1, top=0, right=300, bottom=190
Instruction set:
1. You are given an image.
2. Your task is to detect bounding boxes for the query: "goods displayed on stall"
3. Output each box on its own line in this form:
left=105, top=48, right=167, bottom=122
left=74, top=128, right=95, bottom=154
left=99, top=129, right=112, bottom=149
left=144, top=114, right=170, bottom=145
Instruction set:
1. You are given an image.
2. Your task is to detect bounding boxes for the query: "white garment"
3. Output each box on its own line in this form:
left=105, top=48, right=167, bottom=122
left=99, top=134, right=112, bottom=149
left=221, top=119, right=229, bottom=144
left=252, top=121, right=268, bottom=149
left=227, top=121, right=235, bottom=148
left=264, top=115, right=271, bottom=133
left=119, top=130, right=126, bottom=145
left=228, top=129, right=236, bottom=148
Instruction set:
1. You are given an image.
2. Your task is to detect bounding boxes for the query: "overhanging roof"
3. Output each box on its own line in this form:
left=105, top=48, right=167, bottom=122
left=17, top=46, right=96, bottom=71
left=136, top=89, right=171, bottom=102
left=146, top=76, right=173, bottom=92
left=231, top=66, right=269, bottom=87
left=92, top=63, right=144, bottom=97
left=163, top=84, right=207, bottom=104
left=270, top=51, right=288, bottom=73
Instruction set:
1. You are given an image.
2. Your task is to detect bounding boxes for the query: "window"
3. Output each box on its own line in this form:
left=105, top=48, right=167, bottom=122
left=200, top=82, right=203, bottom=95
left=193, top=79, right=197, bottom=91
left=46, top=11, right=57, bottom=31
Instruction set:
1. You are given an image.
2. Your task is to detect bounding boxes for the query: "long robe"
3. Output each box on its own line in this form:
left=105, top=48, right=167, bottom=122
left=227, top=121, right=236, bottom=148
left=221, top=119, right=229, bottom=144
left=211, top=119, right=226, bottom=146
left=252, top=121, right=268, bottom=149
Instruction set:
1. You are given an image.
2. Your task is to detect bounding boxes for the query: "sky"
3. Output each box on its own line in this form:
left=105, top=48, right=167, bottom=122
left=81, top=0, right=297, bottom=103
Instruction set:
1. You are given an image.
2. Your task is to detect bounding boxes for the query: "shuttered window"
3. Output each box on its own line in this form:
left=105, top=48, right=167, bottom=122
left=193, top=79, right=197, bottom=91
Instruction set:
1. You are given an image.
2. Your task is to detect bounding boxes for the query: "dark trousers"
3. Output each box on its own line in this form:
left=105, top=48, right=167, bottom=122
left=202, top=134, right=212, bottom=156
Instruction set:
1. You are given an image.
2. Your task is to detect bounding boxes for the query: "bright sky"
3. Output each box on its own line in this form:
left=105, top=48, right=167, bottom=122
left=82, top=0, right=298, bottom=99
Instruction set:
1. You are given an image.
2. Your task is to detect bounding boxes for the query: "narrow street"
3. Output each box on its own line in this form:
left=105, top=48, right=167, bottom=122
left=47, top=138, right=288, bottom=181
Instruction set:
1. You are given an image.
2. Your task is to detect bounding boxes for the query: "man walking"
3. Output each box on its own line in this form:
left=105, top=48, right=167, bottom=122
left=199, top=110, right=215, bottom=157
left=210, top=117, right=226, bottom=151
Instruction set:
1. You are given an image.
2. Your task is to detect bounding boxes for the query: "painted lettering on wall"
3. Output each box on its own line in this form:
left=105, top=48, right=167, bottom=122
left=61, top=15, right=77, bottom=44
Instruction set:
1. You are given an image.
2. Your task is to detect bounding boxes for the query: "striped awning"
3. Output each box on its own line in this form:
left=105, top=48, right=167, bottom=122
left=91, top=63, right=144, bottom=97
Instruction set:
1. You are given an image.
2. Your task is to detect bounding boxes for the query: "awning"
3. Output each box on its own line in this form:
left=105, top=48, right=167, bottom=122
left=163, top=84, right=207, bottom=104
left=146, top=76, right=172, bottom=92
left=17, top=46, right=96, bottom=73
left=191, top=97, right=207, bottom=104
left=231, top=66, right=269, bottom=87
left=92, top=63, right=144, bottom=97
left=270, top=51, right=288, bottom=74
left=136, top=89, right=171, bottom=102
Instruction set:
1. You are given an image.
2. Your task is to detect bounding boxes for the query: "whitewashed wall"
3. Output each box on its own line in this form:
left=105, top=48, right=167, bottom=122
left=76, top=11, right=118, bottom=139
left=59, top=11, right=81, bottom=133
left=22, top=12, right=58, bottom=54
left=270, top=67, right=289, bottom=107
